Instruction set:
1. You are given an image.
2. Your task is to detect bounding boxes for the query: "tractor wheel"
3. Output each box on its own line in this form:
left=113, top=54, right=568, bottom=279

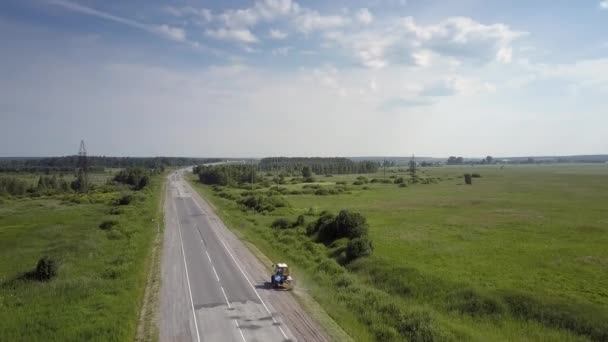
left=270, top=277, right=275, bottom=287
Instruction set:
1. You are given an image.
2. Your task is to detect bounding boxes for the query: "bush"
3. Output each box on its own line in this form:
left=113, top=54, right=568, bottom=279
left=294, top=214, right=305, bottom=227
left=335, top=181, right=347, bottom=185
left=449, top=288, right=505, bottom=317
left=393, top=177, right=405, bottom=184
left=99, top=220, right=118, bottom=230
left=35, top=257, right=58, bottom=281
left=346, top=237, right=373, bottom=260
left=315, top=188, right=330, bottom=196
left=316, top=209, right=369, bottom=243
left=502, top=290, right=608, bottom=341
left=116, top=192, right=133, bottom=205
left=238, top=195, right=288, bottom=213
left=472, top=173, right=481, bottom=178
left=464, top=174, right=473, bottom=185
left=399, top=183, right=407, bottom=188
left=353, top=180, right=364, bottom=186
left=271, top=218, right=291, bottom=229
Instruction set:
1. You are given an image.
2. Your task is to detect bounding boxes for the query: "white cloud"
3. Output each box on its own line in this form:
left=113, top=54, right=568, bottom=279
left=165, top=6, right=213, bottom=22
left=156, top=25, right=187, bottom=42
left=402, top=16, right=525, bottom=64
left=206, top=28, right=259, bottom=43
left=269, top=29, right=288, bottom=39
left=272, top=46, right=292, bottom=56
left=601, top=1, right=608, bottom=9
left=356, top=8, right=374, bottom=25
left=293, top=9, right=350, bottom=33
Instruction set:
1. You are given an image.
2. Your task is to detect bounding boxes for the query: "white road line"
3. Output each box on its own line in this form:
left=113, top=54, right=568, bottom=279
left=220, top=286, right=231, bottom=309
left=173, top=195, right=202, bottom=342
left=234, top=320, right=247, bottom=342
left=211, top=266, right=220, bottom=282
left=205, top=250, right=212, bottom=263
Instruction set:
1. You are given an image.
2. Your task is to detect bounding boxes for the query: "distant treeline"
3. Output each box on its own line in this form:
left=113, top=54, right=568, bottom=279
left=259, top=157, right=379, bottom=174
left=194, top=164, right=256, bottom=186
left=0, top=157, right=222, bottom=173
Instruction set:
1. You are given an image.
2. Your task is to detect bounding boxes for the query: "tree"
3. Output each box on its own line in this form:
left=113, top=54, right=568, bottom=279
left=486, top=156, right=494, bottom=164
left=302, top=166, right=312, bottom=178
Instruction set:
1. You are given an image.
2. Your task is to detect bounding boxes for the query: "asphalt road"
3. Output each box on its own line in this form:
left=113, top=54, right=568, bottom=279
left=160, top=170, right=328, bottom=342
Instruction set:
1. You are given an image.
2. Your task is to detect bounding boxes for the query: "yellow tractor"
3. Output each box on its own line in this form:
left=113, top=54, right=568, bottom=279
left=270, top=263, right=293, bottom=290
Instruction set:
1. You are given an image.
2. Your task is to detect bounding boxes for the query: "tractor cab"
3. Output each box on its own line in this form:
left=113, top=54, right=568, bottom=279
left=274, top=263, right=289, bottom=276
left=270, top=263, right=293, bottom=289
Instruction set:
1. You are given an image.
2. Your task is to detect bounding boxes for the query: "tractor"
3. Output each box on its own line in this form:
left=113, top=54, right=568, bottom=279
left=270, top=263, right=293, bottom=290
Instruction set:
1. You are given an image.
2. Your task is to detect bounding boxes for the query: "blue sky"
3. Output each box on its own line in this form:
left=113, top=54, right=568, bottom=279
left=1, top=0, right=607, bottom=157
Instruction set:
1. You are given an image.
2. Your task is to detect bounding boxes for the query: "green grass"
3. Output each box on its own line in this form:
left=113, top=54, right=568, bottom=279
left=0, top=176, right=163, bottom=341
left=187, top=164, right=608, bottom=341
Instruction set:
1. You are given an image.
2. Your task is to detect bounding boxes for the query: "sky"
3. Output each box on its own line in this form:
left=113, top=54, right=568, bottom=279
left=0, top=0, right=607, bottom=158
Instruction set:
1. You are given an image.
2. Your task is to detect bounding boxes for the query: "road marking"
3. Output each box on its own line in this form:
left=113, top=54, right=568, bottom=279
left=205, top=250, right=212, bottom=263
left=220, top=286, right=231, bottom=309
left=234, top=320, right=247, bottom=342
left=173, top=196, right=202, bottom=342
left=211, top=266, right=220, bottom=282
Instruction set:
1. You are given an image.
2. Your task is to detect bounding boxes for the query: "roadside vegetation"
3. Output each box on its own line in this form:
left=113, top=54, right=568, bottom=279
left=0, top=168, right=163, bottom=341
left=189, top=162, right=608, bottom=341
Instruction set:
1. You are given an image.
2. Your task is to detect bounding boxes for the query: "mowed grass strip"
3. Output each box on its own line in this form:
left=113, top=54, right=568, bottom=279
left=187, top=164, right=608, bottom=341
left=0, top=177, right=162, bottom=341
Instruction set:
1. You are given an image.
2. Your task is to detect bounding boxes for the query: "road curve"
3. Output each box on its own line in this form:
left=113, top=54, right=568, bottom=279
left=160, top=170, right=329, bottom=342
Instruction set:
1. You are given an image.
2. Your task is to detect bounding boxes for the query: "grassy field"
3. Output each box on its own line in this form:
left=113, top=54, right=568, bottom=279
left=188, top=164, right=608, bottom=341
left=0, top=176, right=163, bottom=341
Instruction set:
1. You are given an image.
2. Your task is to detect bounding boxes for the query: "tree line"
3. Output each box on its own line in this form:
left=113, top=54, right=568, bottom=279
left=0, top=157, right=223, bottom=173
left=259, top=157, right=378, bottom=175
left=194, top=164, right=256, bottom=186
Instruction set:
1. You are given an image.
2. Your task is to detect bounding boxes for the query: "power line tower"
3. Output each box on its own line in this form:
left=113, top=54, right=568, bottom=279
left=76, top=140, right=88, bottom=192
left=409, top=154, right=417, bottom=180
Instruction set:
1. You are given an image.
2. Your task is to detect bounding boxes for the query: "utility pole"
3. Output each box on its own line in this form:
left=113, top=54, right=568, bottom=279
left=251, top=160, right=254, bottom=191
left=383, top=158, right=386, bottom=179
left=77, top=140, right=88, bottom=192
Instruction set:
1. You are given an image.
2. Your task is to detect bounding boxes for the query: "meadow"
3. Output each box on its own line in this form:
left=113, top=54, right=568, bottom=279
left=188, top=163, right=608, bottom=341
left=0, top=173, right=163, bottom=341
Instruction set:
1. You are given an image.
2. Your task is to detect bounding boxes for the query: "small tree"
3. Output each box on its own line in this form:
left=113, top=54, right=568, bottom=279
left=35, top=256, right=57, bottom=281
left=302, top=166, right=312, bottom=179
left=346, top=237, right=373, bottom=261
left=464, top=174, right=473, bottom=185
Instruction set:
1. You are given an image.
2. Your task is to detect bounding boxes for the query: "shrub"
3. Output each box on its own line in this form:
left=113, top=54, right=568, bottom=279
left=238, top=195, right=288, bottom=213
left=109, top=207, right=124, bottom=215
left=335, top=181, right=347, bottom=185
left=346, top=237, right=374, bottom=260
left=353, top=180, right=364, bottom=186
left=464, top=174, right=473, bottom=185
left=99, top=220, right=118, bottom=230
left=35, top=257, right=58, bottom=281
left=449, top=288, right=505, bottom=317
left=307, top=212, right=335, bottom=237
left=271, top=218, right=291, bottom=229
left=315, top=188, right=330, bottom=196
left=399, top=183, right=407, bottom=188
left=116, top=192, right=133, bottom=205
left=393, top=177, right=405, bottom=184
left=316, top=209, right=369, bottom=243
left=294, top=214, right=305, bottom=227
left=472, top=173, right=481, bottom=178
left=502, top=290, right=608, bottom=341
